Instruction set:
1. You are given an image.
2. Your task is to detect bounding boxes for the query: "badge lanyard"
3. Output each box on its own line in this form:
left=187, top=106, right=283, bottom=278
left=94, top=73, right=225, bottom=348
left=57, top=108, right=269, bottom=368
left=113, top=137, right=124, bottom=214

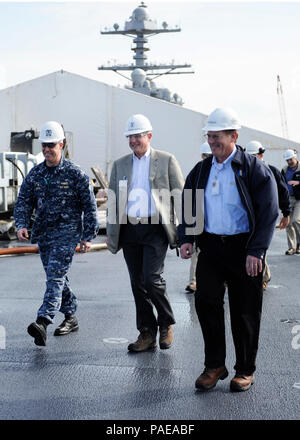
left=212, top=164, right=223, bottom=196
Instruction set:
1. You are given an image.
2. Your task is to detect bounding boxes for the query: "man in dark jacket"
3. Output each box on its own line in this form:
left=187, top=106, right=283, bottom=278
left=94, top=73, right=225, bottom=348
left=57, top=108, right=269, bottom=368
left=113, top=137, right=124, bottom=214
left=178, top=108, right=278, bottom=392
left=245, top=141, right=291, bottom=288
left=281, top=149, right=300, bottom=255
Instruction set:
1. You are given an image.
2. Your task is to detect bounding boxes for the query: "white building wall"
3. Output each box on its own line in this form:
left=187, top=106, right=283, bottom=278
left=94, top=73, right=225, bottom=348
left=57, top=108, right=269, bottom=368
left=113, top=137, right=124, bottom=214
left=0, top=71, right=112, bottom=175
left=0, top=70, right=299, bottom=179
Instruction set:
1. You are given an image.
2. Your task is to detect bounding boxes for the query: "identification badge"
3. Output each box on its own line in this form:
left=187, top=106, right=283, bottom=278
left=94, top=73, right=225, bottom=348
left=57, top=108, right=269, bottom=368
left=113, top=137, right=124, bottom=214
left=212, top=179, right=219, bottom=195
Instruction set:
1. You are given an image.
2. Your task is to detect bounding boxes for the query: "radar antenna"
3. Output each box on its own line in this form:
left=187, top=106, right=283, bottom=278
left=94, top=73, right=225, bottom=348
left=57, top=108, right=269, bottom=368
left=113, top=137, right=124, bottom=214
left=98, top=2, right=194, bottom=105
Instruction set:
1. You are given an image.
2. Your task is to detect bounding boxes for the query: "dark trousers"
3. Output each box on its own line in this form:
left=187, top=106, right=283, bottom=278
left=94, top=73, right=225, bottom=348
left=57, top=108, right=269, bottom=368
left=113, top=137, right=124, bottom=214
left=120, top=222, right=175, bottom=337
left=195, top=232, right=264, bottom=375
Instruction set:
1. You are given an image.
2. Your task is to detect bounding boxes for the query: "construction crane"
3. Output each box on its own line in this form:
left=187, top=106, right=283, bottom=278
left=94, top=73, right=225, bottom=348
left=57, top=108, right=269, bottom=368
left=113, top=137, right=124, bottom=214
left=277, top=75, right=289, bottom=139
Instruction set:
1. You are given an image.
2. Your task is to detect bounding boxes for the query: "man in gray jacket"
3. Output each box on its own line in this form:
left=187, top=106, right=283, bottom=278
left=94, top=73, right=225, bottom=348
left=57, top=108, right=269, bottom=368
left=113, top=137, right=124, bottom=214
left=107, top=114, right=184, bottom=352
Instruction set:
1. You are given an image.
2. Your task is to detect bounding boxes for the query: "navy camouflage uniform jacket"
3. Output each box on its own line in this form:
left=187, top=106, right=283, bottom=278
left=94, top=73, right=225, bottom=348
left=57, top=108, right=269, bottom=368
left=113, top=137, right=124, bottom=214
left=14, top=157, right=99, bottom=244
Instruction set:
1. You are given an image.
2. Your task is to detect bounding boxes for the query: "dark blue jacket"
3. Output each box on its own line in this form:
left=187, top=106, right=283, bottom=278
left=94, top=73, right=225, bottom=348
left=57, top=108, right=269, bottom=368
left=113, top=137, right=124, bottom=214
left=14, top=157, right=99, bottom=243
left=178, top=146, right=279, bottom=259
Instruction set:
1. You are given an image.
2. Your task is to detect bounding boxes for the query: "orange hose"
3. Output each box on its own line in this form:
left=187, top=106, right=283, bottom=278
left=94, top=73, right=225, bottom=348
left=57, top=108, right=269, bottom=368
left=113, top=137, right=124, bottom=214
left=0, top=243, right=107, bottom=256
left=0, top=246, right=39, bottom=255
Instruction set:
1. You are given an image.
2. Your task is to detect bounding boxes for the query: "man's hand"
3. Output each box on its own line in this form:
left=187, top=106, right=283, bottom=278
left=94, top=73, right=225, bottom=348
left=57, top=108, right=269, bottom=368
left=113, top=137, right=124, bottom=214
left=79, top=241, right=92, bottom=253
left=288, top=180, right=300, bottom=186
left=17, top=228, right=29, bottom=241
left=246, top=255, right=263, bottom=277
left=279, top=215, right=290, bottom=230
left=180, top=243, right=194, bottom=259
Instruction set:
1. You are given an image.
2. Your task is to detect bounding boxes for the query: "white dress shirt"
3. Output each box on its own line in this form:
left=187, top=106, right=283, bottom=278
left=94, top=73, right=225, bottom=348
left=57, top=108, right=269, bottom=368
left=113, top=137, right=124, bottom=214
left=127, top=148, right=157, bottom=217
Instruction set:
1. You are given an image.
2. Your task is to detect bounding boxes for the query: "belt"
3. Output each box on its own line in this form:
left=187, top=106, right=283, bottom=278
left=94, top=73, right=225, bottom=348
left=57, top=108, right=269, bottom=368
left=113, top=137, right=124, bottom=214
left=205, top=232, right=249, bottom=243
left=126, top=215, right=159, bottom=225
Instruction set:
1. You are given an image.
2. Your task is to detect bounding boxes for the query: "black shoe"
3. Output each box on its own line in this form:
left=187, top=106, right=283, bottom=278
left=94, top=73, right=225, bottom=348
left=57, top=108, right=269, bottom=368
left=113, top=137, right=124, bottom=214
left=54, top=315, right=79, bottom=336
left=27, top=321, right=48, bottom=346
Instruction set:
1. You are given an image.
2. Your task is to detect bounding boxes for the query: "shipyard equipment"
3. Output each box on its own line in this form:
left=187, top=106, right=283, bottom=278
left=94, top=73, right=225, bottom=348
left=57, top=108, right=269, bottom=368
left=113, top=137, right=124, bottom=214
left=0, top=151, right=37, bottom=239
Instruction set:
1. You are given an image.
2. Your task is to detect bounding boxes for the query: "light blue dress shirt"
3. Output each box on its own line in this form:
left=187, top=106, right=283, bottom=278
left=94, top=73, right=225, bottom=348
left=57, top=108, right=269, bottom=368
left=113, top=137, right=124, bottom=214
left=204, top=146, right=250, bottom=235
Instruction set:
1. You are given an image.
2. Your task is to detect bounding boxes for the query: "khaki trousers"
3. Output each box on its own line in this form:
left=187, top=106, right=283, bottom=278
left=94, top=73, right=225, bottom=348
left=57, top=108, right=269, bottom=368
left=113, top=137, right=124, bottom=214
left=189, top=246, right=200, bottom=283
left=263, top=258, right=271, bottom=284
left=286, top=197, right=300, bottom=249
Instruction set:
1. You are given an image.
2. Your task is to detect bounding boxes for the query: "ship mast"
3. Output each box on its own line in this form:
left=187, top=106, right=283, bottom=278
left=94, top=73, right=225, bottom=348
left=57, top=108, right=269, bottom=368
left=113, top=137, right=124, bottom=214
left=98, top=2, right=194, bottom=105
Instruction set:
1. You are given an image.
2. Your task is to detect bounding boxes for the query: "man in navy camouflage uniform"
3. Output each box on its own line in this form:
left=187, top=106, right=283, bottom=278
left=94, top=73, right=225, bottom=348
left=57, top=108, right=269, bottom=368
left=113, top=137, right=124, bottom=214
left=14, top=121, right=99, bottom=346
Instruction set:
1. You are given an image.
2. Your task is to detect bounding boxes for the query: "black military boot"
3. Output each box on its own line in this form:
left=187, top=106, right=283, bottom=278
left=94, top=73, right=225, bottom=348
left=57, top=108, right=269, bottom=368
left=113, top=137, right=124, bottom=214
left=54, top=315, right=79, bottom=336
left=27, top=317, right=49, bottom=346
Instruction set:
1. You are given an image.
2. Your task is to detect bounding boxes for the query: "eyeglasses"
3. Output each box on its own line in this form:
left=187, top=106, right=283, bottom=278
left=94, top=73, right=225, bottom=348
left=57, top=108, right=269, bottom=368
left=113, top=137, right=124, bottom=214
left=42, top=142, right=57, bottom=149
left=126, top=132, right=148, bottom=140
left=204, top=133, right=226, bottom=141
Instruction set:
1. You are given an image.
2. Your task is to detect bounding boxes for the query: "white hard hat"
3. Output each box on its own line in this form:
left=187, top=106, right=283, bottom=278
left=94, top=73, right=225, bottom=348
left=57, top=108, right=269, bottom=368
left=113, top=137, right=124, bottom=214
left=200, top=141, right=212, bottom=155
left=124, top=114, right=152, bottom=136
left=283, top=149, right=297, bottom=161
left=246, top=141, right=265, bottom=155
left=39, top=121, right=65, bottom=143
left=203, top=107, right=241, bottom=132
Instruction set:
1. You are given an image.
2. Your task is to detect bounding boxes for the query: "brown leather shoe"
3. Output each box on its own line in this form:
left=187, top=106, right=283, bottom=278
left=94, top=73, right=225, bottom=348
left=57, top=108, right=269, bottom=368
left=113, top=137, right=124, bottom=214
left=195, top=366, right=228, bottom=390
left=159, top=325, right=173, bottom=349
left=285, top=248, right=296, bottom=255
left=128, top=331, right=157, bottom=352
left=230, top=374, right=254, bottom=392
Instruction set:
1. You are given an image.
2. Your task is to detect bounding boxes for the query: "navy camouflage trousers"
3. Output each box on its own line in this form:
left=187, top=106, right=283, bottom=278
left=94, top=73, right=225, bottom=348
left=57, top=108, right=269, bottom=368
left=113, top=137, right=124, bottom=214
left=37, top=233, right=79, bottom=323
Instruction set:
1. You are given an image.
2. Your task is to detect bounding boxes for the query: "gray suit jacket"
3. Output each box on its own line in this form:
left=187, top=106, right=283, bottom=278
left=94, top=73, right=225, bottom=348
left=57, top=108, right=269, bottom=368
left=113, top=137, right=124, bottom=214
left=107, top=147, right=184, bottom=254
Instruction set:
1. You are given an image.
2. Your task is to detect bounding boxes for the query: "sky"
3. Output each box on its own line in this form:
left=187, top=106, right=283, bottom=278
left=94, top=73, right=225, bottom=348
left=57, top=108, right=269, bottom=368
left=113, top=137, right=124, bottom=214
left=0, top=0, right=300, bottom=142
